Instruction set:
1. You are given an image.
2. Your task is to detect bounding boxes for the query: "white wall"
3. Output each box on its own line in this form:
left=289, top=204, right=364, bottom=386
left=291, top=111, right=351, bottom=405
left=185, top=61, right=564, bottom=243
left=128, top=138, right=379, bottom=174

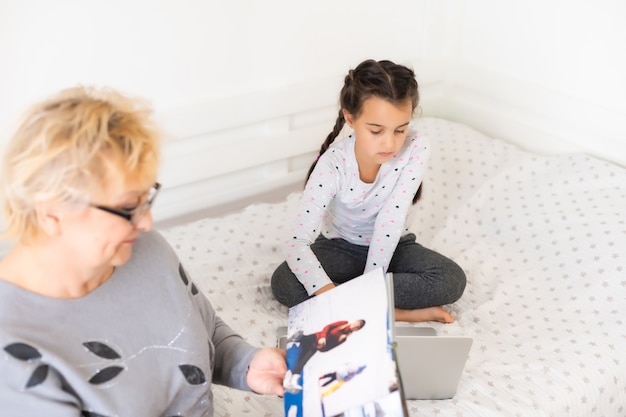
left=433, top=0, right=626, bottom=162
left=1, top=0, right=625, bottom=232
left=0, top=0, right=445, bottom=229
left=0, top=0, right=434, bottom=137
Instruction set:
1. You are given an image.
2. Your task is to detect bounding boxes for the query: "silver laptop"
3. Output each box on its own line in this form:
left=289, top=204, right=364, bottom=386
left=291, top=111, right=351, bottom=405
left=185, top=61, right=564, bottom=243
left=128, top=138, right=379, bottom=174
left=394, top=326, right=472, bottom=400
left=277, top=324, right=472, bottom=400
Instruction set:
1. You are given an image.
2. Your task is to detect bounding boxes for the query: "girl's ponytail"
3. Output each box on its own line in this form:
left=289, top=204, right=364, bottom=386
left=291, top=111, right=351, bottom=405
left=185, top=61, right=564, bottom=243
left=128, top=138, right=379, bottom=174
left=305, top=109, right=346, bottom=183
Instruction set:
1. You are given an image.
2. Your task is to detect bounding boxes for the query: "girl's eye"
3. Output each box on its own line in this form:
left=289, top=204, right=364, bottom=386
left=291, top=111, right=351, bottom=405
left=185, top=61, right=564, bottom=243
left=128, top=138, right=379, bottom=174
left=395, top=130, right=406, bottom=135
left=370, top=130, right=382, bottom=135
left=120, top=205, right=138, bottom=213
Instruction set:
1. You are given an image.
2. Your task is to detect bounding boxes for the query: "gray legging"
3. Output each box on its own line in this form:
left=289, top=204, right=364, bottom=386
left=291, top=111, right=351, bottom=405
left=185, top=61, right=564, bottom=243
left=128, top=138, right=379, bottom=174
left=271, top=233, right=466, bottom=309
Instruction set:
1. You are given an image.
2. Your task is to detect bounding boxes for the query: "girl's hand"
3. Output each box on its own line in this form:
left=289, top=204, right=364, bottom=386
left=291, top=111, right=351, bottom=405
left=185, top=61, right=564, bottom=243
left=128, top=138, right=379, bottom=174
left=314, top=283, right=335, bottom=296
left=246, top=348, right=287, bottom=396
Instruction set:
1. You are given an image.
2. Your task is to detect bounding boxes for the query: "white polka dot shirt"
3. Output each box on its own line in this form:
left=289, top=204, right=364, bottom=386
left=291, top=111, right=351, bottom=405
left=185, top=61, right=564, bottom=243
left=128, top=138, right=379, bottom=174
left=285, top=127, right=430, bottom=294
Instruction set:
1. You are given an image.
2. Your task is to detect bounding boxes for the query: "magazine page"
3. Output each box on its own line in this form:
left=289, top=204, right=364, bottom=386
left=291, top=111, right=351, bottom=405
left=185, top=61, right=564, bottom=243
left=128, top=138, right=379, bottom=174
left=283, top=268, right=406, bottom=417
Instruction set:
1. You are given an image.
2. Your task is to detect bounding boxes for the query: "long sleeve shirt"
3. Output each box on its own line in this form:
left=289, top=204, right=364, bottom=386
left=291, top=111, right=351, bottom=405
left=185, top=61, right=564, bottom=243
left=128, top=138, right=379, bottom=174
left=285, top=126, right=430, bottom=295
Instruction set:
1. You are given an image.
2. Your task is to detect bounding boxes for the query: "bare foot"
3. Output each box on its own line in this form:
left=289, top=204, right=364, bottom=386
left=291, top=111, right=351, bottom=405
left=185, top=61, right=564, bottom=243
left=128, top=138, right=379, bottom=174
left=395, top=306, right=454, bottom=323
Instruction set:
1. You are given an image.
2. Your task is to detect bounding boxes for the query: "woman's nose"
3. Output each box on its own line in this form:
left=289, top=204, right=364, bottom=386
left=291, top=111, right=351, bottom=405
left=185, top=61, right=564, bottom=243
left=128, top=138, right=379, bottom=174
left=135, top=208, right=154, bottom=231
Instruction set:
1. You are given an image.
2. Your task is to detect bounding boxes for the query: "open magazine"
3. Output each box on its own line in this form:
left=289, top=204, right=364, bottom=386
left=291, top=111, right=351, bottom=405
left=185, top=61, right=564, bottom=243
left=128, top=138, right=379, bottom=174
left=282, top=268, right=408, bottom=417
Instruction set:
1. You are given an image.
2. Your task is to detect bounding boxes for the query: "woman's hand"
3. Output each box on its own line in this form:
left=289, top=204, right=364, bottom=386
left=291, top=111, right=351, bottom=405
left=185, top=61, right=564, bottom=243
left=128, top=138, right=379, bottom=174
left=246, top=348, right=287, bottom=396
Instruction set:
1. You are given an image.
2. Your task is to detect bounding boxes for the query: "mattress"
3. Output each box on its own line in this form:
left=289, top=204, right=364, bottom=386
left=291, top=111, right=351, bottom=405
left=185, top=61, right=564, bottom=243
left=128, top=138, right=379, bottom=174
left=160, top=117, right=626, bottom=416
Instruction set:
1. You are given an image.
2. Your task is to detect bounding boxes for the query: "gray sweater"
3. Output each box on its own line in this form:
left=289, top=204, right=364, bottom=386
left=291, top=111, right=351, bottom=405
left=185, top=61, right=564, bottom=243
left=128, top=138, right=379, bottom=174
left=0, top=230, right=258, bottom=417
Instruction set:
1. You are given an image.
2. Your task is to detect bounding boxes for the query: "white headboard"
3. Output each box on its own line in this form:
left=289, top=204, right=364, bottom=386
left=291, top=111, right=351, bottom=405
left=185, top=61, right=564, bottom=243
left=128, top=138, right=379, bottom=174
left=153, top=60, right=448, bottom=225
left=154, top=58, right=626, bottom=227
left=154, top=76, right=342, bottom=225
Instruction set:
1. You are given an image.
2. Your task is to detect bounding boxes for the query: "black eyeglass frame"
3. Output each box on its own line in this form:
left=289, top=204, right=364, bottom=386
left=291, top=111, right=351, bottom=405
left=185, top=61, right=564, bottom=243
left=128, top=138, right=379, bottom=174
left=92, top=182, right=161, bottom=226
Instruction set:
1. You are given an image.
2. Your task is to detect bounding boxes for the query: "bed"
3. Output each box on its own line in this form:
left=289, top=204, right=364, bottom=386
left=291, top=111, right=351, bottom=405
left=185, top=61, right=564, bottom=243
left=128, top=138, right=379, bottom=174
left=159, top=116, right=626, bottom=417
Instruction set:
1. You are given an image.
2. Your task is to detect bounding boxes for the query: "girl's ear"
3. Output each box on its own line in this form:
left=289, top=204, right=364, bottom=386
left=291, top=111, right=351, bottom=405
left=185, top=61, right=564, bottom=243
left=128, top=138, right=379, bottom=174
left=342, top=109, right=354, bottom=128
left=35, top=201, right=63, bottom=237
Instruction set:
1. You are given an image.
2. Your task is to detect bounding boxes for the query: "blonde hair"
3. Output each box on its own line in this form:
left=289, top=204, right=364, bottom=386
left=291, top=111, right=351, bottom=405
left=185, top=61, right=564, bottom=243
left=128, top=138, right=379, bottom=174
left=1, top=86, right=161, bottom=242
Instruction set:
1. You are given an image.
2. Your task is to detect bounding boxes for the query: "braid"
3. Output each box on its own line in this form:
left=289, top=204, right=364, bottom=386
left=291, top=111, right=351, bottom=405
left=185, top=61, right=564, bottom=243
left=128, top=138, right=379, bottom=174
left=305, top=110, right=345, bottom=183
left=412, top=183, right=422, bottom=204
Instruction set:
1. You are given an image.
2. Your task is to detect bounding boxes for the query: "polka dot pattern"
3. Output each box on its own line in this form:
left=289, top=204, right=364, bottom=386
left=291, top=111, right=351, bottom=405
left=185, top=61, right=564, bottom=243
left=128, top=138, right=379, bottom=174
left=285, top=131, right=428, bottom=294
left=161, top=117, right=626, bottom=417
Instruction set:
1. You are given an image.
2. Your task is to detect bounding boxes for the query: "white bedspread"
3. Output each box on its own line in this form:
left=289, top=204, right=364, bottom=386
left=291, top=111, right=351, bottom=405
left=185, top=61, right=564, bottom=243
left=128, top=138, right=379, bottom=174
left=160, top=117, right=626, bottom=417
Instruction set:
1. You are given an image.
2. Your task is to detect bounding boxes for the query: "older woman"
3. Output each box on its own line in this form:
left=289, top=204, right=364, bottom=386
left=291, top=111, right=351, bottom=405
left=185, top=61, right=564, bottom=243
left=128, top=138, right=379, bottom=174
left=0, top=86, right=285, bottom=416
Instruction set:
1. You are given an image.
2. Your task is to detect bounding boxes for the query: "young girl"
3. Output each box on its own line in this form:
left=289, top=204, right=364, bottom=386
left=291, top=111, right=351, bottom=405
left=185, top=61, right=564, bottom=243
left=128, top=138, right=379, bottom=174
left=271, top=59, right=466, bottom=323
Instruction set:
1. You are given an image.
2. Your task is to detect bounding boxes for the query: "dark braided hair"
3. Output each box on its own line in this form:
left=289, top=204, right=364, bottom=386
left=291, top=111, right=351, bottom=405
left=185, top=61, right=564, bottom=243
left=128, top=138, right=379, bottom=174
left=306, top=59, right=422, bottom=202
